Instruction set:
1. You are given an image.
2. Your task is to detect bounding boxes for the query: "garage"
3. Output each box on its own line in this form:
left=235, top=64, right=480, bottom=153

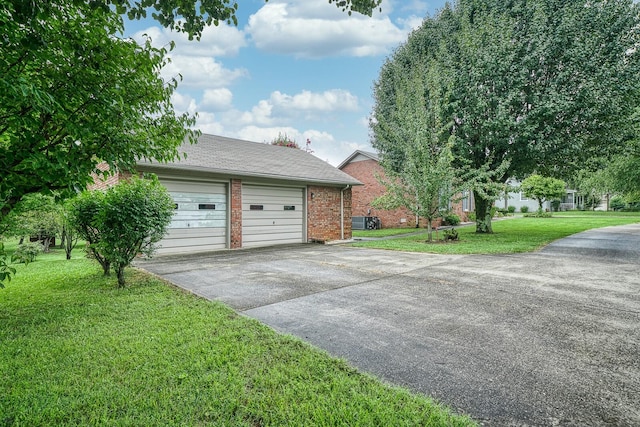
left=158, top=179, right=228, bottom=254
left=242, top=184, right=304, bottom=248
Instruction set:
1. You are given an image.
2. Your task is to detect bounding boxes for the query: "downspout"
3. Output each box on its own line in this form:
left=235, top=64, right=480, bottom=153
left=340, top=185, right=351, bottom=240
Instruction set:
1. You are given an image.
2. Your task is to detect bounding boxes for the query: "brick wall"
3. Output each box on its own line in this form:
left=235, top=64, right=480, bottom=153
left=230, top=179, right=242, bottom=249
left=88, top=162, right=133, bottom=190
left=341, top=159, right=469, bottom=228
left=340, top=160, right=419, bottom=228
left=307, top=185, right=352, bottom=242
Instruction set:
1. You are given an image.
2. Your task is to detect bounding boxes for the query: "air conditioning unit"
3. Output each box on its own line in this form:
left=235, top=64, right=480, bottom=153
left=352, top=216, right=381, bottom=230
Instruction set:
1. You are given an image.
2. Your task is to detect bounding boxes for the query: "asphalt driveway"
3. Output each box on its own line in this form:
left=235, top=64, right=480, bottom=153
left=138, top=223, right=640, bottom=426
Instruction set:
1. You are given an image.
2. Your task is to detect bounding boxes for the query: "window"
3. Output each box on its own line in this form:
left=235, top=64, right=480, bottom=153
left=462, top=191, right=470, bottom=212
left=520, top=193, right=528, bottom=201
left=250, top=205, right=264, bottom=210
left=198, top=204, right=216, bottom=210
left=284, top=205, right=295, bottom=211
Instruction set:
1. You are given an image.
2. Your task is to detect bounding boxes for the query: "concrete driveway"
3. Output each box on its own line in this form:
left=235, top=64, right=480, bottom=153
left=138, top=223, right=640, bottom=426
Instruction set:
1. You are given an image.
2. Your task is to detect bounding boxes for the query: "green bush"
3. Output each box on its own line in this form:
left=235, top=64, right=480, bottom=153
left=524, top=211, right=553, bottom=218
left=520, top=206, right=529, bottom=213
left=442, top=213, right=460, bottom=226
left=507, top=205, right=516, bottom=214
left=467, top=212, right=476, bottom=222
left=442, top=228, right=459, bottom=241
left=13, top=242, right=44, bottom=264
left=610, top=196, right=626, bottom=211
left=70, top=175, right=174, bottom=287
left=550, top=200, right=561, bottom=211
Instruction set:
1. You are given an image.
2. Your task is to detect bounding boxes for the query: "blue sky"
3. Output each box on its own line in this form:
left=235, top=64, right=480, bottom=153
left=125, top=0, right=447, bottom=166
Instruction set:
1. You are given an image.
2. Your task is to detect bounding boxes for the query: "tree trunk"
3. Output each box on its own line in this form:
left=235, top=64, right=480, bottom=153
left=474, top=191, right=493, bottom=234
left=426, top=219, right=433, bottom=242
left=116, top=265, right=126, bottom=288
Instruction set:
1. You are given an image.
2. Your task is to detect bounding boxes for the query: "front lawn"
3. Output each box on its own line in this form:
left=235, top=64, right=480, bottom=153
left=352, top=227, right=422, bottom=238
left=351, top=212, right=640, bottom=254
left=0, top=247, right=475, bottom=426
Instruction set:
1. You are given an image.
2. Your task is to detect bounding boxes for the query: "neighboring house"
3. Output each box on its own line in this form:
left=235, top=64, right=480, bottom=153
left=92, top=133, right=361, bottom=254
left=338, top=150, right=469, bottom=229
left=495, top=178, right=580, bottom=212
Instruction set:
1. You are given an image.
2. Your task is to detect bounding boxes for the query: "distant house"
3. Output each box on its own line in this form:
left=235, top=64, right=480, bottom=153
left=92, top=134, right=361, bottom=254
left=495, top=178, right=582, bottom=212
left=338, top=150, right=469, bottom=229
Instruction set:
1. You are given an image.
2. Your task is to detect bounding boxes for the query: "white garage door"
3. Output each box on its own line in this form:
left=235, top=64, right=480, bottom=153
left=242, top=185, right=304, bottom=248
left=158, top=179, right=227, bottom=254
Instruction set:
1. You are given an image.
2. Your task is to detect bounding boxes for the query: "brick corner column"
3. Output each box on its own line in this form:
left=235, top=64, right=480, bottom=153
left=230, top=179, right=242, bottom=249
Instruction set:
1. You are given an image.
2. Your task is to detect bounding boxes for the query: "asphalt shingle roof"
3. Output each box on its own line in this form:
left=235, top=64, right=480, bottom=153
left=138, top=134, right=361, bottom=186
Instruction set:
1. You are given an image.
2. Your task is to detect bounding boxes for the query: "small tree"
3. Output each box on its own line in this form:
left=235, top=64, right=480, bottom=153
left=68, top=190, right=111, bottom=276
left=1, top=194, right=62, bottom=251
left=520, top=175, right=566, bottom=214
left=372, top=62, right=458, bottom=242
left=97, top=176, right=174, bottom=287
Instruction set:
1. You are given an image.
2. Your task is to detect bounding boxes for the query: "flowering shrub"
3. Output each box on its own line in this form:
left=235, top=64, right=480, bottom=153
left=270, top=132, right=300, bottom=149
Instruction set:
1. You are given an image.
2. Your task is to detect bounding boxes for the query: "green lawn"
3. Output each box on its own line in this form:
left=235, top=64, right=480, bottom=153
left=352, top=227, right=422, bottom=238
left=0, top=247, right=475, bottom=426
left=352, top=212, right=640, bottom=254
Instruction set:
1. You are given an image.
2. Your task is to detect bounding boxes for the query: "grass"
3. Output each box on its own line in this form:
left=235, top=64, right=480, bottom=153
left=352, top=227, right=421, bottom=238
left=351, top=211, right=640, bottom=254
left=0, top=245, right=475, bottom=426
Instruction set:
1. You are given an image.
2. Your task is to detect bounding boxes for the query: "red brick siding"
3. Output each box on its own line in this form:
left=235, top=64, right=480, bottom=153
left=341, top=159, right=468, bottom=228
left=340, top=160, right=419, bottom=228
left=230, top=179, right=242, bottom=249
left=307, top=186, right=352, bottom=242
left=88, top=163, right=132, bottom=190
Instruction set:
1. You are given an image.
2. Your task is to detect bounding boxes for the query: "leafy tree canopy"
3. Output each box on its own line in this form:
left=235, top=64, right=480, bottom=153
left=1, top=0, right=381, bottom=219
left=372, top=0, right=640, bottom=233
left=520, top=174, right=566, bottom=213
left=0, top=0, right=197, bottom=218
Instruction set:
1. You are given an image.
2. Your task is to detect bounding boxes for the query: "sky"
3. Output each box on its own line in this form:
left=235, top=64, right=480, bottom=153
left=124, top=0, right=448, bottom=166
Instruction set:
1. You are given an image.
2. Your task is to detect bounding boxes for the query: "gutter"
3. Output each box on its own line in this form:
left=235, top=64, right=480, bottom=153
left=340, top=185, right=351, bottom=240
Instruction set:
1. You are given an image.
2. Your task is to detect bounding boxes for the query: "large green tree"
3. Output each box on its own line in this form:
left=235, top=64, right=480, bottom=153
left=372, top=0, right=640, bottom=233
left=1, top=0, right=382, bottom=219
left=0, top=0, right=197, bottom=218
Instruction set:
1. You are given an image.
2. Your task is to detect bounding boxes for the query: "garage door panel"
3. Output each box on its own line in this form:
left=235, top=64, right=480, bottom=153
left=242, top=185, right=304, bottom=248
left=242, top=224, right=304, bottom=235
left=243, top=234, right=302, bottom=245
left=159, top=179, right=228, bottom=253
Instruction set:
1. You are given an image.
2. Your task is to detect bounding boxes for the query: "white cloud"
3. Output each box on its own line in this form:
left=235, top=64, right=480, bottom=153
left=270, top=89, right=359, bottom=113
left=246, top=1, right=408, bottom=58
left=132, top=23, right=246, bottom=57
left=201, top=88, right=233, bottom=111
left=171, top=92, right=197, bottom=115
left=162, top=55, right=247, bottom=88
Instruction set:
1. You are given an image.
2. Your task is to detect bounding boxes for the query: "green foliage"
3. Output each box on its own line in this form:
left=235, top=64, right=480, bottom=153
left=521, top=175, right=566, bottom=213
left=97, top=176, right=174, bottom=287
left=610, top=196, right=626, bottom=211
left=372, top=0, right=640, bottom=235
left=523, top=211, right=553, bottom=218
left=69, top=176, right=174, bottom=287
left=12, top=242, right=44, bottom=264
left=442, top=213, right=461, bottom=226
left=1, top=194, right=62, bottom=252
left=0, top=242, right=16, bottom=287
left=371, top=61, right=458, bottom=242
left=507, top=206, right=516, bottom=214
left=270, top=132, right=300, bottom=149
left=520, top=206, right=530, bottom=214
left=68, top=190, right=111, bottom=276
left=441, top=228, right=459, bottom=241
left=0, top=0, right=198, bottom=218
